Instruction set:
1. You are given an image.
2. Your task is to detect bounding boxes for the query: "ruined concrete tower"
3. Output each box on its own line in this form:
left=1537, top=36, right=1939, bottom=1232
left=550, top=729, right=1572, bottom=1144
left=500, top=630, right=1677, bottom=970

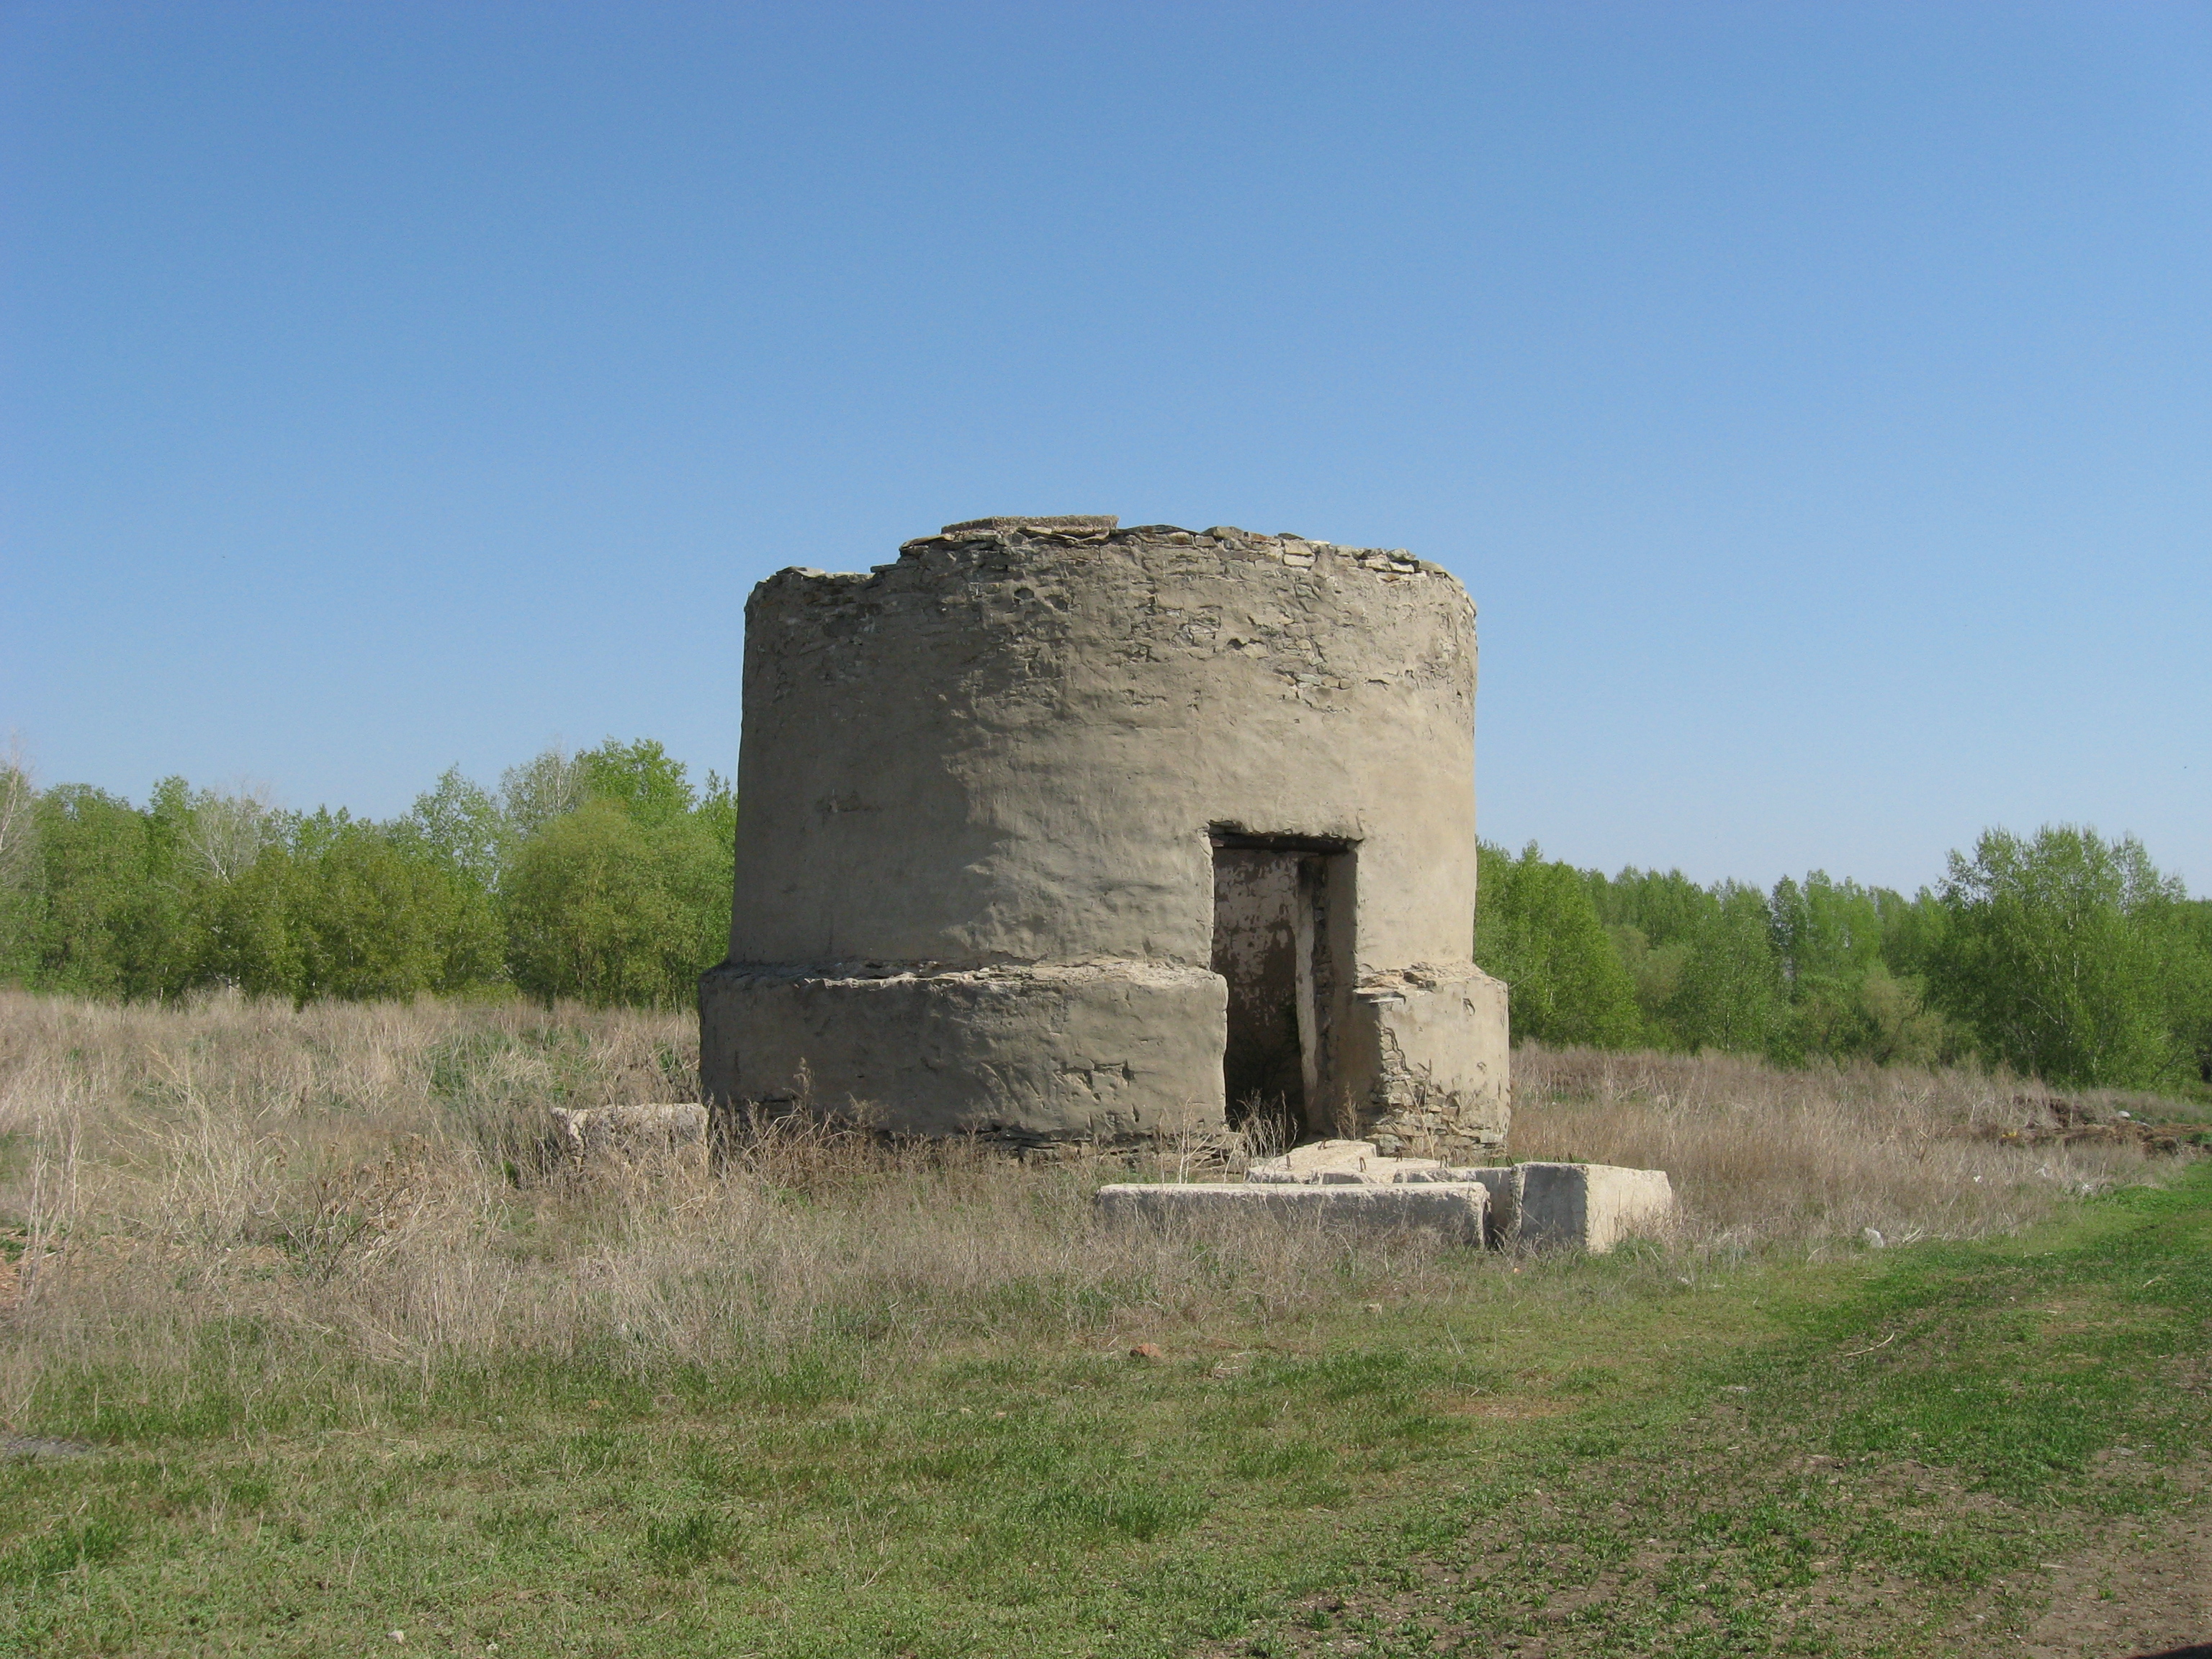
left=698, top=516, right=1510, bottom=1155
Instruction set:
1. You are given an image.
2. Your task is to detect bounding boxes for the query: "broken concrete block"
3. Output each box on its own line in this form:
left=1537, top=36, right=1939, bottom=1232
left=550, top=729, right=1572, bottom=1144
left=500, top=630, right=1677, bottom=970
left=1462, top=1166, right=1518, bottom=1237
left=1249, top=1139, right=1400, bottom=1182
left=1342, top=970, right=1511, bottom=1160
left=1246, top=1138, right=1493, bottom=1186
left=1094, top=1179, right=1487, bottom=1244
left=551, top=1104, right=709, bottom=1169
left=1241, top=1146, right=1671, bottom=1252
left=1478, top=1161, right=1674, bottom=1254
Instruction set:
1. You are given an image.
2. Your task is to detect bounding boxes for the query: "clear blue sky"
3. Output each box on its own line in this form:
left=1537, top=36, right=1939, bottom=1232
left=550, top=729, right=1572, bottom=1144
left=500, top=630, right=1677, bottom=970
left=5, top=2, right=2208, bottom=894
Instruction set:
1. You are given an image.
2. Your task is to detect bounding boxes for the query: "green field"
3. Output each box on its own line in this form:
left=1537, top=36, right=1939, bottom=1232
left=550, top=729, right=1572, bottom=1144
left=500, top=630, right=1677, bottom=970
left=7, top=1164, right=2206, bottom=1658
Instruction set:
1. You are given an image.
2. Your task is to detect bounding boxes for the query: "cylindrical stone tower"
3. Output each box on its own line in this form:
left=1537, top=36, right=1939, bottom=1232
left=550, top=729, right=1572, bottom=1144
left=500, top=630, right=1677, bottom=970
left=699, top=516, right=1509, bottom=1156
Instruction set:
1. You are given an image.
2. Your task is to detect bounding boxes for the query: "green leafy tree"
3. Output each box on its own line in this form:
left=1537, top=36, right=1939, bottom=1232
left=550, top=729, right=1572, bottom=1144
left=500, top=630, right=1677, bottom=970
left=695, top=768, right=738, bottom=870
left=533, top=737, right=734, bottom=994
left=32, top=782, right=203, bottom=999
left=0, top=748, right=39, bottom=983
left=1771, top=873, right=1885, bottom=988
left=500, top=745, right=585, bottom=838
left=1663, top=883, right=1788, bottom=1056
left=1850, top=961, right=1954, bottom=1066
left=451, top=738, right=738, bottom=1007
left=1586, top=866, right=1719, bottom=949
left=278, top=814, right=502, bottom=1002
left=575, top=737, right=696, bottom=825
left=1604, top=923, right=1693, bottom=1039
left=1476, top=842, right=1643, bottom=1048
left=401, top=766, right=508, bottom=890
left=197, top=841, right=302, bottom=997
left=174, top=780, right=286, bottom=884
left=1768, top=872, right=1951, bottom=1063
left=6, top=740, right=739, bottom=1010
left=1876, top=886, right=1947, bottom=981
left=2172, top=899, right=2212, bottom=1084
left=1928, top=825, right=2190, bottom=1088
left=505, top=801, right=712, bottom=1006
left=1586, top=866, right=1722, bottom=1048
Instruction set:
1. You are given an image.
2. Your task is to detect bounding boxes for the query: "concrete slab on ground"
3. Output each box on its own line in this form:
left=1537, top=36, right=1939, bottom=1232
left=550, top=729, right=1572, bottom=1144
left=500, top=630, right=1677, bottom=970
left=1094, top=1179, right=1488, bottom=1244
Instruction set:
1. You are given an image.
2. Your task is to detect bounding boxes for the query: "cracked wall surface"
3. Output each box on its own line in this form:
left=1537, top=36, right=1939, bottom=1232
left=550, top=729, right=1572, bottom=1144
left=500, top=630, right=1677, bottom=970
left=699, top=516, right=1509, bottom=1151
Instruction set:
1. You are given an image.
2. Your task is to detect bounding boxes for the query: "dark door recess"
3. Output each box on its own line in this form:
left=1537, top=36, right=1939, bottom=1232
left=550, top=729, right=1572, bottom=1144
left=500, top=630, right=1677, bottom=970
left=1210, top=831, right=1352, bottom=1144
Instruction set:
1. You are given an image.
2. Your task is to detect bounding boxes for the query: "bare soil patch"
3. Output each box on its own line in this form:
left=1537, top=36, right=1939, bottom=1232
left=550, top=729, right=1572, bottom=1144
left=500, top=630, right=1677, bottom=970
left=2024, top=1490, right=2212, bottom=1659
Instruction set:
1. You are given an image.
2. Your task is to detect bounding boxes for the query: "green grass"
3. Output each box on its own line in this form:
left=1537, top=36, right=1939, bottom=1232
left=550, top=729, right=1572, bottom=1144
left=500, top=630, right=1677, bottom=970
left=6, top=1166, right=2208, bottom=1657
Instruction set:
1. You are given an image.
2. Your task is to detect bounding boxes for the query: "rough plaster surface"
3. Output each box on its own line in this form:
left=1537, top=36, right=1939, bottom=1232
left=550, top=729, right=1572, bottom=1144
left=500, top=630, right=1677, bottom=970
left=1349, top=969, right=1510, bottom=1156
left=1093, top=1180, right=1489, bottom=1244
left=701, top=961, right=1222, bottom=1139
left=700, top=516, right=1509, bottom=1150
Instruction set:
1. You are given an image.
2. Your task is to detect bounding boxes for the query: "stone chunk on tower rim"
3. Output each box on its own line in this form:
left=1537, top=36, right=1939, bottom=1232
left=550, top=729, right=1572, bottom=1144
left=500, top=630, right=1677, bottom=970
left=939, top=514, right=1120, bottom=534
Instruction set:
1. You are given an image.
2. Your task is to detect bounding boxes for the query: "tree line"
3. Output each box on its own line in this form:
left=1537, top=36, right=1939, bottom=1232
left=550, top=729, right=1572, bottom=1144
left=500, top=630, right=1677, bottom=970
left=0, top=740, right=733, bottom=1009
left=1, top=741, right=2206, bottom=1093
left=1475, top=833, right=2212, bottom=1093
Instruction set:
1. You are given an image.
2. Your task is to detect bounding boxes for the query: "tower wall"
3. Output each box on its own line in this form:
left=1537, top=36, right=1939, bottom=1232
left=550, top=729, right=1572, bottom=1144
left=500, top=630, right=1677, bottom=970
left=701, top=518, right=1509, bottom=1154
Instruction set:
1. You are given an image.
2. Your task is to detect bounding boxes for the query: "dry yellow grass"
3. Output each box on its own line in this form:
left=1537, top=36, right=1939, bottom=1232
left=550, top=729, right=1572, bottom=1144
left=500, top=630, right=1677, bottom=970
left=0, top=991, right=2176, bottom=1428
left=0, top=991, right=1461, bottom=1422
left=1509, top=1042, right=2164, bottom=1255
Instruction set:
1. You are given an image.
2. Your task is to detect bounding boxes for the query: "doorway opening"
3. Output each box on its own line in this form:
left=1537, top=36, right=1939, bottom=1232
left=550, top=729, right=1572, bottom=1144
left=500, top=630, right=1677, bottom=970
left=1210, top=830, right=1352, bottom=1146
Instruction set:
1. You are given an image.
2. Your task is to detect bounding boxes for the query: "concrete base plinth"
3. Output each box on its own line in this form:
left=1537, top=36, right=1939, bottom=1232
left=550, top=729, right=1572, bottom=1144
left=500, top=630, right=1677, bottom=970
left=1473, top=1162, right=1676, bottom=1254
left=699, top=961, right=1227, bottom=1143
left=1094, top=1180, right=1488, bottom=1244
